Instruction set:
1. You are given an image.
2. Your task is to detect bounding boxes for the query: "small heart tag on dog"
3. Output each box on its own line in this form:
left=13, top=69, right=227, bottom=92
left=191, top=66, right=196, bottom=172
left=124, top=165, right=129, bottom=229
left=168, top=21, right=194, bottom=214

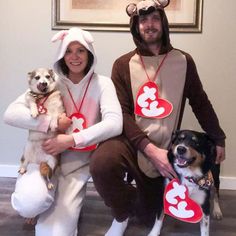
left=37, top=104, right=47, bottom=114
left=135, top=81, right=172, bottom=119
left=164, top=179, right=203, bottom=223
left=67, top=113, right=97, bottom=151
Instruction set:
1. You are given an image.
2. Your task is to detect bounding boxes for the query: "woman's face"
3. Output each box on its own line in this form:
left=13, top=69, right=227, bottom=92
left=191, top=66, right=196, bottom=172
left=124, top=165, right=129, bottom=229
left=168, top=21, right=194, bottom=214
left=64, top=41, right=89, bottom=78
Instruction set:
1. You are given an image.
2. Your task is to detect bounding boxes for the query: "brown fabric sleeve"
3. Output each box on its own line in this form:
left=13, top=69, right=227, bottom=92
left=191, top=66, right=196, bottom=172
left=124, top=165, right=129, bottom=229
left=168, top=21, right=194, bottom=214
left=111, top=51, right=151, bottom=151
left=183, top=52, right=226, bottom=146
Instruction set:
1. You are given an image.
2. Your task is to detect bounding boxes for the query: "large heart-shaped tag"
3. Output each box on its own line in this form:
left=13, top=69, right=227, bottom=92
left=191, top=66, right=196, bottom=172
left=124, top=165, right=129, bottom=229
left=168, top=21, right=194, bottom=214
left=164, top=179, right=203, bottom=223
left=135, top=81, right=173, bottom=119
left=67, top=113, right=97, bottom=152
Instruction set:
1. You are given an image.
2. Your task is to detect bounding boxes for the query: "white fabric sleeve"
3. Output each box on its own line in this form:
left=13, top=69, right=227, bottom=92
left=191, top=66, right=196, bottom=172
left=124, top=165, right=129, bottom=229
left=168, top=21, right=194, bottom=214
left=72, top=78, right=123, bottom=147
left=3, top=92, right=51, bottom=133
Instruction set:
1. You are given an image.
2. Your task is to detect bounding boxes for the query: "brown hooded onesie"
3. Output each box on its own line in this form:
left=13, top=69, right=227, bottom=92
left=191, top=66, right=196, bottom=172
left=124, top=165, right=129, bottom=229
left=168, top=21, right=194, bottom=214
left=90, top=0, right=225, bottom=225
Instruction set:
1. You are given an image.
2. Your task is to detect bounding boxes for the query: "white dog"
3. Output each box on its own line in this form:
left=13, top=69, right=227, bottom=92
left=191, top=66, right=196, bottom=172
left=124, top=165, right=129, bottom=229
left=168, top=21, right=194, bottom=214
left=19, top=68, right=65, bottom=189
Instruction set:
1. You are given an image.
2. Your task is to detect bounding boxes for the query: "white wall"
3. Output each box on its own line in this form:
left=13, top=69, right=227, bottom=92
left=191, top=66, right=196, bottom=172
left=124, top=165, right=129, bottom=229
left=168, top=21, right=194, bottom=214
left=0, top=0, right=236, bottom=188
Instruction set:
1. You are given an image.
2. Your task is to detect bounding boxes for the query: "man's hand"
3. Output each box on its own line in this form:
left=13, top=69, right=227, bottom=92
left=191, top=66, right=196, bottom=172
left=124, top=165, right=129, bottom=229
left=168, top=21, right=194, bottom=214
left=42, top=134, right=75, bottom=156
left=143, top=143, right=177, bottom=179
left=215, top=146, right=226, bottom=164
left=57, top=113, right=72, bottom=132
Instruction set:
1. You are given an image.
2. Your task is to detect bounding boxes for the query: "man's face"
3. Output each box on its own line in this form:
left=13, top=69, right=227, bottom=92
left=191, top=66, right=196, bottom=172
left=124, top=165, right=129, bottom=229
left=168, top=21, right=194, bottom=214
left=138, top=11, right=163, bottom=45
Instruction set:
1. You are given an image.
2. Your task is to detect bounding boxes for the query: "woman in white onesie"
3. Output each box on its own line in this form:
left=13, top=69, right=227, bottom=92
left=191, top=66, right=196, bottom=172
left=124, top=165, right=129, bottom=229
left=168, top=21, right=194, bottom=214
left=3, top=27, right=122, bottom=236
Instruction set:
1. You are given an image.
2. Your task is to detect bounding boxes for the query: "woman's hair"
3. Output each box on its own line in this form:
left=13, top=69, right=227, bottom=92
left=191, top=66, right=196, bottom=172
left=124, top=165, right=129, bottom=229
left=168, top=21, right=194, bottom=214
left=58, top=49, right=94, bottom=76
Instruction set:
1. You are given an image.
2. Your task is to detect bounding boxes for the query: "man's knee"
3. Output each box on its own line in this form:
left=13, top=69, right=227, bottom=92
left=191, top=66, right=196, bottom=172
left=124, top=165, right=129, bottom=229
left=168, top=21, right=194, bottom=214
left=90, top=138, right=127, bottom=177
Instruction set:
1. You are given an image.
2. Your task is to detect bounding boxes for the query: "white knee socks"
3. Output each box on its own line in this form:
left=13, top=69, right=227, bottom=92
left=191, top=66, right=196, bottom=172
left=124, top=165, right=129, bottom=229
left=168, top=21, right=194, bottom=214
left=105, top=218, right=129, bottom=236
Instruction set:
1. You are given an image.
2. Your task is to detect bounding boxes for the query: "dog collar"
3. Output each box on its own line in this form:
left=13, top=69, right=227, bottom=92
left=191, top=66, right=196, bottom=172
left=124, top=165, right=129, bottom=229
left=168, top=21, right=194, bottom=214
left=185, top=170, right=214, bottom=190
left=28, top=90, right=54, bottom=100
left=28, top=90, right=56, bottom=115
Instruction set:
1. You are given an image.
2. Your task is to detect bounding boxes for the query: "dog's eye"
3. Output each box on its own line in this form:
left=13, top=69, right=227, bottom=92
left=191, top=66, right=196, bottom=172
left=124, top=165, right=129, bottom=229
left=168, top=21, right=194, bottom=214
left=45, top=75, right=51, bottom=79
left=34, top=76, right=40, bottom=80
left=191, top=136, right=200, bottom=146
left=192, top=136, right=197, bottom=142
left=178, top=134, right=185, bottom=141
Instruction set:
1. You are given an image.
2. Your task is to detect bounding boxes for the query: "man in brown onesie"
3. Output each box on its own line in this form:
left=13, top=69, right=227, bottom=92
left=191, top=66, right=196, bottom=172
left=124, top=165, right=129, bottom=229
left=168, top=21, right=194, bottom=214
left=90, top=1, right=226, bottom=235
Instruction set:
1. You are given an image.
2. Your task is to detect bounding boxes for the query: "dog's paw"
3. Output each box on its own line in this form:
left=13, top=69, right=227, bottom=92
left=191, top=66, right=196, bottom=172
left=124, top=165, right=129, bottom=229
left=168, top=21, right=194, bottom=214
left=212, top=208, right=223, bottom=220
left=148, top=232, right=161, bottom=236
left=212, top=196, right=223, bottom=220
left=49, top=120, right=58, bottom=132
left=49, top=125, right=57, bottom=132
left=31, top=110, right=39, bottom=118
left=18, top=168, right=27, bottom=175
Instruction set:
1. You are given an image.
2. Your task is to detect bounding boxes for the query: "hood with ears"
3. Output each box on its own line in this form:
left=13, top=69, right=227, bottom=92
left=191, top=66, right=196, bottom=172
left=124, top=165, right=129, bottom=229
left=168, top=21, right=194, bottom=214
left=51, top=27, right=97, bottom=78
left=126, top=0, right=173, bottom=55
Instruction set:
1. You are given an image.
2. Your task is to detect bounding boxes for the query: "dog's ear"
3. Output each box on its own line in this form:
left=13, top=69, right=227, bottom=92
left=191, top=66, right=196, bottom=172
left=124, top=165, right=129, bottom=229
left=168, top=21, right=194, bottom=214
left=204, top=134, right=216, bottom=162
left=171, top=130, right=180, bottom=143
left=27, top=71, right=36, bottom=80
left=167, top=149, right=174, bottom=164
left=48, top=69, right=55, bottom=80
left=202, top=134, right=216, bottom=173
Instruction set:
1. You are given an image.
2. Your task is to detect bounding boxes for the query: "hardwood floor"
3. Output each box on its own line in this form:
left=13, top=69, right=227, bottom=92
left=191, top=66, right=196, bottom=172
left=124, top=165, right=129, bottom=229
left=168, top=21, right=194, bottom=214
left=1, top=177, right=236, bottom=236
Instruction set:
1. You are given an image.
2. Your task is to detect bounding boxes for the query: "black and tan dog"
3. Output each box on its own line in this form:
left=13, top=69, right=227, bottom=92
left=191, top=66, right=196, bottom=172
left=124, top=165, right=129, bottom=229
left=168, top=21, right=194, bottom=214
left=148, top=130, right=223, bottom=236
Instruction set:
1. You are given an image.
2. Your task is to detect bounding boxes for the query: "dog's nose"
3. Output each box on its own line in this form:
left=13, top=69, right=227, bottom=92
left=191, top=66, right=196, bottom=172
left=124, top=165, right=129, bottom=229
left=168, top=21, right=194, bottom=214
left=40, top=82, right=47, bottom=87
left=177, top=146, right=187, bottom=155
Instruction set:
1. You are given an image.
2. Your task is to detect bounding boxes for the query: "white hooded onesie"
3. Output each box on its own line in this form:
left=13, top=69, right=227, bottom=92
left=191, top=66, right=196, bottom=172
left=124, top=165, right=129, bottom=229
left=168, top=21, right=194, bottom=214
left=4, top=27, right=122, bottom=236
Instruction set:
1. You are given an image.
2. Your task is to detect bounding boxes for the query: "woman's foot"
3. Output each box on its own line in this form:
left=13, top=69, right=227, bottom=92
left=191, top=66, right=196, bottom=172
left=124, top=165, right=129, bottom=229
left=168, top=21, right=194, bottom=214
left=105, top=218, right=129, bottom=236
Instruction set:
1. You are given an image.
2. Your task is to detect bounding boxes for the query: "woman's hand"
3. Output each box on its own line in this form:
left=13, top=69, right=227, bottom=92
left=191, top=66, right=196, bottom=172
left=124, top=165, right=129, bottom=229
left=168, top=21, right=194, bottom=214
left=57, top=113, right=72, bottom=132
left=42, top=134, right=75, bottom=155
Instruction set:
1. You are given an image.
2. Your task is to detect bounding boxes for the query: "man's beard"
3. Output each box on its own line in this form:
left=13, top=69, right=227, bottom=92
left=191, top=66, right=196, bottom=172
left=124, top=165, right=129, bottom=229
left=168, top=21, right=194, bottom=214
left=143, top=28, right=162, bottom=45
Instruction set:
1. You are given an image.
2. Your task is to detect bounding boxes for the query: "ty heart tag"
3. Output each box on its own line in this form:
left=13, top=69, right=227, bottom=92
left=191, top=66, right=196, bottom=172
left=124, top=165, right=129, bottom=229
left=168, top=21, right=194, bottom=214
left=67, top=113, right=97, bottom=152
left=135, top=81, right=173, bottom=119
left=164, top=179, right=203, bottom=223
left=37, top=104, right=47, bottom=114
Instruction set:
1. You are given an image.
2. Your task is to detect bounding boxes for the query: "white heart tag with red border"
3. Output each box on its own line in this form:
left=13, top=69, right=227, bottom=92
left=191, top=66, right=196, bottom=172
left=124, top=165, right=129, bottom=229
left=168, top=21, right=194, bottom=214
left=164, top=179, right=203, bottom=223
left=135, top=81, right=173, bottom=119
left=68, top=113, right=97, bottom=152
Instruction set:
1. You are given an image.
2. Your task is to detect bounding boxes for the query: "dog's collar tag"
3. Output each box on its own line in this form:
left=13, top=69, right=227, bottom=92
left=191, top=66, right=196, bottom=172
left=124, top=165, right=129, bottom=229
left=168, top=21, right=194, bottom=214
left=67, top=113, right=97, bottom=152
left=36, top=94, right=52, bottom=114
left=164, top=179, right=203, bottom=223
left=185, top=171, right=214, bottom=190
left=37, top=104, right=47, bottom=114
left=135, top=81, right=173, bottom=118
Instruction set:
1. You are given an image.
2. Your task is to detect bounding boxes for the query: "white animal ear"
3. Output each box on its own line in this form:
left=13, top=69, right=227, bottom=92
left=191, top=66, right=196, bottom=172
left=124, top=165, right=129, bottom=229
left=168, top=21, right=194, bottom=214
left=51, top=30, right=68, bottom=42
left=82, top=30, right=94, bottom=44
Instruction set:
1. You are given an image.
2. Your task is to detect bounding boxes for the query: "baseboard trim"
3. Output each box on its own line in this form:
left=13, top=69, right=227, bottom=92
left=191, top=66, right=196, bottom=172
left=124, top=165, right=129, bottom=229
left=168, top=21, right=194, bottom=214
left=0, top=165, right=19, bottom=178
left=0, top=165, right=235, bottom=190
left=220, top=176, right=236, bottom=190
